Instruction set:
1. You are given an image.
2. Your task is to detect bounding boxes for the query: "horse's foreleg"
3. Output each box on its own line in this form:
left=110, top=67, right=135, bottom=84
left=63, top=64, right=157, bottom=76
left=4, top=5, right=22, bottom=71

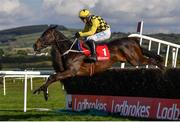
left=33, top=70, right=75, bottom=101
left=33, top=74, right=57, bottom=101
left=44, top=70, right=74, bottom=88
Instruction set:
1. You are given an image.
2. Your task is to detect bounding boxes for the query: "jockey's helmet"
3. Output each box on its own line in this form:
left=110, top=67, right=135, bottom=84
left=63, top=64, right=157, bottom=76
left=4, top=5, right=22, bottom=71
left=79, top=9, right=91, bottom=19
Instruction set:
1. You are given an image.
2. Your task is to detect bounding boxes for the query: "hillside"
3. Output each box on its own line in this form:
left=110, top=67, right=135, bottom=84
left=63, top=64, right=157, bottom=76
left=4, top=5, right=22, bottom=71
left=0, top=24, right=68, bottom=48
left=0, top=25, right=180, bottom=49
left=0, top=25, right=77, bottom=55
left=0, top=24, right=67, bottom=36
left=0, top=25, right=180, bottom=56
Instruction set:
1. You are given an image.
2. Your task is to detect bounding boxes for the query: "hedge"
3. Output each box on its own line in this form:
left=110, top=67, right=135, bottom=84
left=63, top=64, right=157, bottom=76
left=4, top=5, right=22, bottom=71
left=61, top=68, right=180, bottom=99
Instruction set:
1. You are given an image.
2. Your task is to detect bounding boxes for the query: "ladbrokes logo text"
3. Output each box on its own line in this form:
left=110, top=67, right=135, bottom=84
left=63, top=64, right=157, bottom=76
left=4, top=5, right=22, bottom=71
left=71, top=95, right=180, bottom=120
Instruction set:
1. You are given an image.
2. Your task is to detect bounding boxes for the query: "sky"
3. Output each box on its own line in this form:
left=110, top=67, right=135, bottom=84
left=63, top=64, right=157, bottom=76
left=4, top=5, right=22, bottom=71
left=0, top=0, right=180, bottom=33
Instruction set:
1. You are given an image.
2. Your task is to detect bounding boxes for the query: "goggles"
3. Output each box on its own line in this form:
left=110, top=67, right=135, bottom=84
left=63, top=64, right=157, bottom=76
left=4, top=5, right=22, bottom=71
left=80, top=17, right=86, bottom=21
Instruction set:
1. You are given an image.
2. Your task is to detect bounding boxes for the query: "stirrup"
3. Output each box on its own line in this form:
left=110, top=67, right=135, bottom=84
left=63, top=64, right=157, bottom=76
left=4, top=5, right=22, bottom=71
left=89, top=55, right=97, bottom=62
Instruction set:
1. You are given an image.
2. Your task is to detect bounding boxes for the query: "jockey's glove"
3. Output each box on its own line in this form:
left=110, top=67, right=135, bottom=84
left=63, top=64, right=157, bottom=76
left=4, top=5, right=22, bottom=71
left=75, top=32, right=80, bottom=38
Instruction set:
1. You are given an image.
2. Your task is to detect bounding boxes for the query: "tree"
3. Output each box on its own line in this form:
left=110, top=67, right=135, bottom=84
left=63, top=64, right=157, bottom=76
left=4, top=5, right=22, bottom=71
left=0, top=49, right=4, bottom=56
left=17, top=50, right=27, bottom=56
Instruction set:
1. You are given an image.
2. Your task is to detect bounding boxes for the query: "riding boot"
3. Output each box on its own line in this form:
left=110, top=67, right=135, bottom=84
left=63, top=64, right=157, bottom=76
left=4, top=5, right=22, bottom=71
left=86, top=40, right=97, bottom=62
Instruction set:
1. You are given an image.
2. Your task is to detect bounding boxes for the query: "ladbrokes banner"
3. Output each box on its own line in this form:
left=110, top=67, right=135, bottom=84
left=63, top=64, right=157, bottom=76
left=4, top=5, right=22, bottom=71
left=66, top=94, right=180, bottom=120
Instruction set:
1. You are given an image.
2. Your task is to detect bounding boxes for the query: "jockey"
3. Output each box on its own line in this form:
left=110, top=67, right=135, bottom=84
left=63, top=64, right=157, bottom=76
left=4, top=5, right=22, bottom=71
left=75, top=9, right=111, bottom=62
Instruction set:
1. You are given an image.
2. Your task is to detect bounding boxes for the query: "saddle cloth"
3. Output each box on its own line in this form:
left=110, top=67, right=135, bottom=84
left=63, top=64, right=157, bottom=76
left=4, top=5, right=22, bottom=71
left=78, top=41, right=110, bottom=61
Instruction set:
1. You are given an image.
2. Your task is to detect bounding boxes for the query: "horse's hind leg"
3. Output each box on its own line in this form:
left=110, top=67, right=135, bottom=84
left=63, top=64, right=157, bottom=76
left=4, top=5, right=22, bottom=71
left=118, top=40, right=164, bottom=69
left=120, top=46, right=141, bottom=66
left=135, top=54, right=164, bottom=69
left=136, top=48, right=164, bottom=69
left=142, top=57, right=165, bottom=69
left=123, top=46, right=160, bottom=68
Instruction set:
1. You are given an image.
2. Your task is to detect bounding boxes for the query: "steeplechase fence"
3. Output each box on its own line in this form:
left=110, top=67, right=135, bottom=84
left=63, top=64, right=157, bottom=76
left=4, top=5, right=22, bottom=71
left=63, top=68, right=180, bottom=120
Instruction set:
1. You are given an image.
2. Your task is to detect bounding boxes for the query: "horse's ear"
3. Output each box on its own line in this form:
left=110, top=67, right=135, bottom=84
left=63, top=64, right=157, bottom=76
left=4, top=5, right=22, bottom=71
left=49, top=25, right=58, bottom=29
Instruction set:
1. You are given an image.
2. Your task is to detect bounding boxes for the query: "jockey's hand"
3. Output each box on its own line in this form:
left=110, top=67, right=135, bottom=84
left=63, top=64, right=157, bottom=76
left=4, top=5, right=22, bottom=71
left=75, top=32, right=80, bottom=38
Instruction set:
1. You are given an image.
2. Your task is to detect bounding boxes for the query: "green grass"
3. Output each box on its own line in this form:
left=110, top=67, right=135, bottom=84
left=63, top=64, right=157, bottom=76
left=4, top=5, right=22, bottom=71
left=0, top=78, right=130, bottom=121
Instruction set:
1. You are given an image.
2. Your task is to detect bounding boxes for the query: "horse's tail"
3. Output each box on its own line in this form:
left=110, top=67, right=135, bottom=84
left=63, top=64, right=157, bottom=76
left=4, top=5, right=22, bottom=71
left=141, top=47, right=163, bottom=63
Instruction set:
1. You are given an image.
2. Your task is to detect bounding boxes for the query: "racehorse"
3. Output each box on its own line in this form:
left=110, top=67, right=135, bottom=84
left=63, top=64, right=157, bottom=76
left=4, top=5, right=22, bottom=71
left=33, top=25, right=164, bottom=100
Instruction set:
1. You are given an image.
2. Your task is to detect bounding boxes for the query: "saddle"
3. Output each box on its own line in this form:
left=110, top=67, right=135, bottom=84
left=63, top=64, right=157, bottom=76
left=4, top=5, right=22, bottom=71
left=78, top=40, right=110, bottom=61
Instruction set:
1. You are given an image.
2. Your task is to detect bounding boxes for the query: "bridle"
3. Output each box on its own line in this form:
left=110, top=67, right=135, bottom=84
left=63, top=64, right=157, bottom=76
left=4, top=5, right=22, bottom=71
left=38, top=32, right=71, bottom=48
left=37, top=30, right=88, bottom=56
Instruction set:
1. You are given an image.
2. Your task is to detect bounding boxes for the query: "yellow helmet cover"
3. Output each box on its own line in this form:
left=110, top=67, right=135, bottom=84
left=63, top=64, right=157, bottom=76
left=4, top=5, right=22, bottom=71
left=79, top=9, right=91, bottom=18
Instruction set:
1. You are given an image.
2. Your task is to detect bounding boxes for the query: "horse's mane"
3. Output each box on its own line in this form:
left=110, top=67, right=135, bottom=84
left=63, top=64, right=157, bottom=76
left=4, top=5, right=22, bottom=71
left=42, top=25, right=72, bottom=54
left=55, top=30, right=72, bottom=54
left=50, top=27, right=73, bottom=72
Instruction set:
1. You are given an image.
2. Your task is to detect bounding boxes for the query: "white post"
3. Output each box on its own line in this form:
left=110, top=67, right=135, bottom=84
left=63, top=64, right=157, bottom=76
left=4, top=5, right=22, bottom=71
left=172, top=48, right=176, bottom=68
left=24, top=71, right=28, bottom=112
left=146, top=40, right=152, bottom=68
left=157, top=43, right=161, bottom=55
left=3, top=77, right=6, bottom=96
left=30, top=77, right=33, bottom=90
left=121, top=63, right=125, bottom=68
left=136, top=20, right=143, bottom=68
left=165, top=45, right=170, bottom=67
left=174, top=48, right=179, bottom=67
left=156, top=43, right=161, bottom=68
left=46, top=77, right=48, bottom=94
left=148, top=40, right=152, bottom=51
left=62, top=85, right=64, bottom=90
left=13, top=79, right=15, bottom=83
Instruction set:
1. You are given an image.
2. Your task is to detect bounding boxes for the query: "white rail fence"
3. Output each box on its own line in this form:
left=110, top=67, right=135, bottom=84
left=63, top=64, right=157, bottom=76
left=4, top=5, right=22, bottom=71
left=122, top=34, right=180, bottom=68
left=0, top=70, right=53, bottom=112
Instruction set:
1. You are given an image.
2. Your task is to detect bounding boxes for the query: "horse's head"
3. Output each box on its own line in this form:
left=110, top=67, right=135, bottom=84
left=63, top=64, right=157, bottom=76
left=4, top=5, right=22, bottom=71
left=33, top=25, right=58, bottom=52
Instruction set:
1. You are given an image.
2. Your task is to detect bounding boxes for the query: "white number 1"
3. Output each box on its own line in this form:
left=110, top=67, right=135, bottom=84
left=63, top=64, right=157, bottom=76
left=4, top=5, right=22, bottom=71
left=102, top=48, right=107, bottom=56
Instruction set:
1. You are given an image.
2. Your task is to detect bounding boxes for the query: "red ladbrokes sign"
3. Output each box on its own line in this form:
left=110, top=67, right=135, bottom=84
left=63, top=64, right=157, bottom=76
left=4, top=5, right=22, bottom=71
left=66, top=95, right=180, bottom=120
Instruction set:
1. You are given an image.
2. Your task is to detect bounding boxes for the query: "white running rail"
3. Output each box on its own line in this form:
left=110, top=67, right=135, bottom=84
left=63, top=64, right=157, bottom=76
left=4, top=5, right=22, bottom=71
left=0, top=70, right=53, bottom=112
left=128, top=34, right=180, bottom=68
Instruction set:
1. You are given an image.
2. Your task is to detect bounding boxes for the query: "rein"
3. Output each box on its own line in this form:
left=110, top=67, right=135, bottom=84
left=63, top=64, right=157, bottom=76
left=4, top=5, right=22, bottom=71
left=55, top=37, right=89, bottom=56
left=40, top=29, right=89, bottom=57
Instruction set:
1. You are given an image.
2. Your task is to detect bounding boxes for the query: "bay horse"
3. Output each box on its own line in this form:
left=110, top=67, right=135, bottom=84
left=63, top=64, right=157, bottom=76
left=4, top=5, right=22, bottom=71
left=33, top=25, right=164, bottom=100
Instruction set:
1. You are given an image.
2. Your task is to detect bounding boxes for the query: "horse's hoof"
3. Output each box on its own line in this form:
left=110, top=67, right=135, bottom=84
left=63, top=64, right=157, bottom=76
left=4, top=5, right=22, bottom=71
left=159, top=65, right=165, bottom=71
left=33, top=85, right=44, bottom=95
left=44, top=93, right=48, bottom=101
left=43, top=89, right=48, bottom=101
left=33, top=87, right=42, bottom=94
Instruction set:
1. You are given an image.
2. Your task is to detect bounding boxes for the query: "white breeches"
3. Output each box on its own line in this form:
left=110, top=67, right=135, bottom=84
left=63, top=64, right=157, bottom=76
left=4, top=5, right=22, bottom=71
left=86, top=28, right=111, bottom=42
